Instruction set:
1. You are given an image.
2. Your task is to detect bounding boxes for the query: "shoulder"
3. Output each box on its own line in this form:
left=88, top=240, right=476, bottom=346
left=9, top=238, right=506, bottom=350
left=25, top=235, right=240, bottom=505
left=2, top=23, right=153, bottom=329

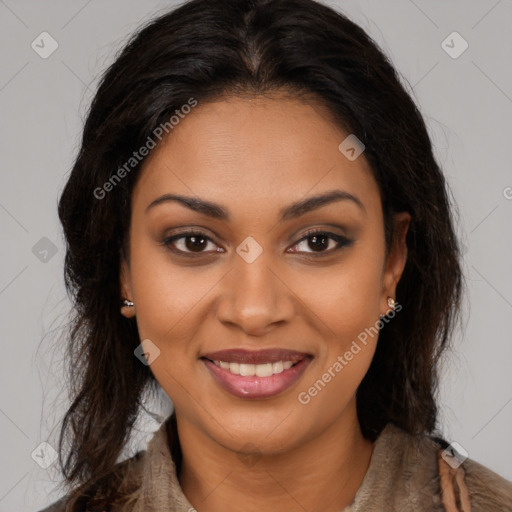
left=376, top=423, right=512, bottom=511
left=37, top=450, right=146, bottom=512
left=460, top=456, right=512, bottom=511
left=426, top=428, right=512, bottom=512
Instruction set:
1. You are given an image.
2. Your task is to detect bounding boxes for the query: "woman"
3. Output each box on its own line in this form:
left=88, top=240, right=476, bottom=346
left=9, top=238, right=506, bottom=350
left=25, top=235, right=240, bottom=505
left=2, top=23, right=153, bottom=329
left=39, top=0, right=512, bottom=510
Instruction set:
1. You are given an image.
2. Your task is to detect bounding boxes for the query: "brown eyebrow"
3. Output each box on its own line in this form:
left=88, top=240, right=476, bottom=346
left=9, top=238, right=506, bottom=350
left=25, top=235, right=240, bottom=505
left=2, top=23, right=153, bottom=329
left=145, top=189, right=366, bottom=221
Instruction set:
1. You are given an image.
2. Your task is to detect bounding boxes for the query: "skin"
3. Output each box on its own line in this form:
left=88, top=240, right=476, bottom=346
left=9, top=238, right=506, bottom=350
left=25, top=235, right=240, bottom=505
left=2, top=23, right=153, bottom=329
left=120, top=91, right=410, bottom=512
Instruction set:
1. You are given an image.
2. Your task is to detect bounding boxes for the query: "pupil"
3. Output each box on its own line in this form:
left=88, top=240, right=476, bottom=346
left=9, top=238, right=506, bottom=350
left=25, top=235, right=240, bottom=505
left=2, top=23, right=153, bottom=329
left=186, top=235, right=206, bottom=252
left=310, top=234, right=327, bottom=252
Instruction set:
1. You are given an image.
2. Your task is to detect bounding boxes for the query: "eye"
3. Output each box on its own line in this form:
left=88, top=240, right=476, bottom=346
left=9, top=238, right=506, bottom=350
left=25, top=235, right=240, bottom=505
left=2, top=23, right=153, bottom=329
left=161, top=229, right=353, bottom=257
left=288, top=230, right=353, bottom=256
left=162, top=230, right=222, bottom=255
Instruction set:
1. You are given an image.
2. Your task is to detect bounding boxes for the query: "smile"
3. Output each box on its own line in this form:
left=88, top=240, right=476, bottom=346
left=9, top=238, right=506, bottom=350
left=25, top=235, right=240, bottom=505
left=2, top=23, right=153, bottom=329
left=210, top=359, right=296, bottom=377
left=200, top=348, right=313, bottom=399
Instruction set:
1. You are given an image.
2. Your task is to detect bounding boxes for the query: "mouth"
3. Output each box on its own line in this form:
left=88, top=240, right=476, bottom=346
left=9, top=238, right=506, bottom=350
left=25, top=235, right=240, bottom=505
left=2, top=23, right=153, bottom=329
left=200, top=348, right=313, bottom=399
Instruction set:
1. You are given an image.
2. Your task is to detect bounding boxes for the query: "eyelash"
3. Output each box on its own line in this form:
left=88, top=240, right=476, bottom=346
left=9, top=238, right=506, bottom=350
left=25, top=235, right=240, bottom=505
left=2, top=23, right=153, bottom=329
left=161, top=228, right=353, bottom=258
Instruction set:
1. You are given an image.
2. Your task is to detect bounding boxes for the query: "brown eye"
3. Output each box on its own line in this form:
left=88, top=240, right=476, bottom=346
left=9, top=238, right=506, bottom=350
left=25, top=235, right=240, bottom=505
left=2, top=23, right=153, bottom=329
left=307, top=233, right=331, bottom=252
left=162, top=230, right=221, bottom=255
left=289, top=230, right=353, bottom=255
left=183, top=234, right=208, bottom=252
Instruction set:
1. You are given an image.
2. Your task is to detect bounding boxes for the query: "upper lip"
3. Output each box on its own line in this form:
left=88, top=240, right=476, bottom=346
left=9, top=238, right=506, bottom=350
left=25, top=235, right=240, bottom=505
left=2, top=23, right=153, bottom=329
left=201, top=348, right=312, bottom=364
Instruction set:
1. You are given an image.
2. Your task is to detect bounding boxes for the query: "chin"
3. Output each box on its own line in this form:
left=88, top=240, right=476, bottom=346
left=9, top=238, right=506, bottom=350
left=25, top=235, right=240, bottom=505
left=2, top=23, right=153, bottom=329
left=207, top=408, right=307, bottom=452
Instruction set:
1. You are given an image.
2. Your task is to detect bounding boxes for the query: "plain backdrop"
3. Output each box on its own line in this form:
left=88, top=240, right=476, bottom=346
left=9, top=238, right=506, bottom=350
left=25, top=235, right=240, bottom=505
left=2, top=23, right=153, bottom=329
left=0, top=1, right=511, bottom=510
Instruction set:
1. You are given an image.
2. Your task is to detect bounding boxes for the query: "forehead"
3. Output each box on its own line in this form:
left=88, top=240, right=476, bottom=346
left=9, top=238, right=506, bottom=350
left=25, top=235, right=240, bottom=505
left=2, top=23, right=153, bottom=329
left=132, top=93, right=380, bottom=218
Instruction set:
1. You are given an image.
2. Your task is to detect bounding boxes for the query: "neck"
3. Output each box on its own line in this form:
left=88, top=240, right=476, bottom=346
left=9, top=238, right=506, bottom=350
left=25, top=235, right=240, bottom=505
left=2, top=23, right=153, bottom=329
left=176, top=400, right=375, bottom=512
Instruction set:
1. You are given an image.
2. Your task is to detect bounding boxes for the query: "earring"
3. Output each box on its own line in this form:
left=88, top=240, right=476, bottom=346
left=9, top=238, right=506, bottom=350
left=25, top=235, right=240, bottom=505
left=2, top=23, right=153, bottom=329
left=380, top=296, right=395, bottom=319
left=121, top=298, right=135, bottom=318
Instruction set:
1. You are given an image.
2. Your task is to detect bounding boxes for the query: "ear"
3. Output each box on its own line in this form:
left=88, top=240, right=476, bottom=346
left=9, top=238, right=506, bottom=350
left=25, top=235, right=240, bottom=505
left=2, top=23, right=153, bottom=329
left=120, top=258, right=135, bottom=319
left=380, top=211, right=411, bottom=315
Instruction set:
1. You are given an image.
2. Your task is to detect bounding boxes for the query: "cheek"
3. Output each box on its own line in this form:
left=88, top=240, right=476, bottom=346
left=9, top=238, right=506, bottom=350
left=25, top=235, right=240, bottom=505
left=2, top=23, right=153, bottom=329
left=293, top=252, right=383, bottom=344
left=295, top=260, right=383, bottom=416
left=129, top=245, right=207, bottom=402
left=126, top=251, right=215, bottom=404
left=128, top=237, right=211, bottom=340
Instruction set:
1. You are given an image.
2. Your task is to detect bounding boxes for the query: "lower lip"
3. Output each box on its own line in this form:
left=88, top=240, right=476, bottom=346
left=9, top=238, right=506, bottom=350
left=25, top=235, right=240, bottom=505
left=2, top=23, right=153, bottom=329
left=202, top=358, right=312, bottom=399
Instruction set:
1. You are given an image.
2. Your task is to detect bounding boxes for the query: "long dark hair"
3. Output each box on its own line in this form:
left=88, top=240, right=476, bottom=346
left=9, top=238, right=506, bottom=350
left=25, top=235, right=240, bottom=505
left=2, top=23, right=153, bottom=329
left=55, top=0, right=465, bottom=506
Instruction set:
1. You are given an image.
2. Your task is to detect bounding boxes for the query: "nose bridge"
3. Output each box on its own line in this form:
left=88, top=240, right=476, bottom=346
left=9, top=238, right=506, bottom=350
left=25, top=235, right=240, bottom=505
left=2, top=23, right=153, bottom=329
left=217, top=244, right=294, bottom=333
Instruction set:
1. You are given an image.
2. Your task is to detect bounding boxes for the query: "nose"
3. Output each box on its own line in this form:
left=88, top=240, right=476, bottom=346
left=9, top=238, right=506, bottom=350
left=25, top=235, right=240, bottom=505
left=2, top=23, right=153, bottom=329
left=215, top=251, right=296, bottom=336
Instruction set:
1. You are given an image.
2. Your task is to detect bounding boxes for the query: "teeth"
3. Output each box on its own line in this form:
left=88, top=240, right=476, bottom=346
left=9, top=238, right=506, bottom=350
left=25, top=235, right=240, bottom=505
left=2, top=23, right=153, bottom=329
left=240, top=363, right=256, bottom=376
left=211, top=360, right=298, bottom=376
left=272, top=361, right=284, bottom=374
left=256, top=363, right=273, bottom=377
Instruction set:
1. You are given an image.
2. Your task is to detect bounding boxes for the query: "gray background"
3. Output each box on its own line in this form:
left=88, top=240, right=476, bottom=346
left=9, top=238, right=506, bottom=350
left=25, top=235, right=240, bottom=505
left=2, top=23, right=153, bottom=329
left=0, top=0, right=511, bottom=510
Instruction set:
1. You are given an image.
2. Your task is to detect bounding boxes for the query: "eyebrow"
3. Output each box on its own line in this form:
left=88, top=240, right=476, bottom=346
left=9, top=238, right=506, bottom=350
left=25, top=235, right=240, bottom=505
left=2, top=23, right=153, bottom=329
left=145, top=189, right=366, bottom=221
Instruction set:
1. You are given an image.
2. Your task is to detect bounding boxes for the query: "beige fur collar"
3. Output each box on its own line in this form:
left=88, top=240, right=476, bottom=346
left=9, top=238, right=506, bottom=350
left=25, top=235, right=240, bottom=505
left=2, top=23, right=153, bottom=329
left=128, top=417, right=512, bottom=512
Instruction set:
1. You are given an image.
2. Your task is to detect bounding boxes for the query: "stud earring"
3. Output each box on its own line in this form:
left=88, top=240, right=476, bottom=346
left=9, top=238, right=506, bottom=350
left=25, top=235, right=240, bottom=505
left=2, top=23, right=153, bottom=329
left=380, top=296, right=396, bottom=319
left=121, top=298, right=135, bottom=318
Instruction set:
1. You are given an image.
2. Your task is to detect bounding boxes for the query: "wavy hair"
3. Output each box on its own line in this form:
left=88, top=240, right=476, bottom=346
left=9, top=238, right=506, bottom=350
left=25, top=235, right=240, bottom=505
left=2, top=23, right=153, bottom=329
left=55, top=0, right=465, bottom=506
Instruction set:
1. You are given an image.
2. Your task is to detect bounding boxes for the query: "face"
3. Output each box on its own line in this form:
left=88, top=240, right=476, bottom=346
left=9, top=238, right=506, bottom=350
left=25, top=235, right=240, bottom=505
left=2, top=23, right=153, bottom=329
left=120, top=92, right=409, bottom=455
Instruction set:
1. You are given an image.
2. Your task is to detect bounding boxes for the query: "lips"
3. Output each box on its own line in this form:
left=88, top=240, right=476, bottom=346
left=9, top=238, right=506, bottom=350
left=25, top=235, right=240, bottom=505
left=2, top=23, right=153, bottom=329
left=200, top=348, right=313, bottom=399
